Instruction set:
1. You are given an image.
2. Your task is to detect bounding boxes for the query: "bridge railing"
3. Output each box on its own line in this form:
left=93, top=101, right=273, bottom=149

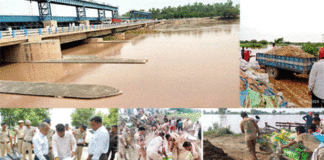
left=0, top=20, right=161, bottom=39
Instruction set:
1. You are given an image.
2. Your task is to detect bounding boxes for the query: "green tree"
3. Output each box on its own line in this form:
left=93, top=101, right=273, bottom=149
left=0, top=108, right=51, bottom=128
left=274, top=37, right=284, bottom=44
left=218, top=108, right=227, bottom=114
left=71, top=108, right=96, bottom=127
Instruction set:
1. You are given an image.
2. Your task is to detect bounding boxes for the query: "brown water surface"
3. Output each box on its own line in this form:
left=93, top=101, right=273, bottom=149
left=0, top=18, right=240, bottom=108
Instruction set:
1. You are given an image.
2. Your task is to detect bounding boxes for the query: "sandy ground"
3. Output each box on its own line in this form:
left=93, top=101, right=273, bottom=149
left=269, top=75, right=311, bottom=108
left=204, top=134, right=271, bottom=160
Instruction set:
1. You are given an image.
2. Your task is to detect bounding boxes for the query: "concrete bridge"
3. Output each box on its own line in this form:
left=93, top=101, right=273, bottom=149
left=0, top=20, right=164, bottom=63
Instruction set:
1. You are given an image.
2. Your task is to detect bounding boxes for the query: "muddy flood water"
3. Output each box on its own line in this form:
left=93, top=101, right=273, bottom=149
left=0, top=18, right=239, bottom=108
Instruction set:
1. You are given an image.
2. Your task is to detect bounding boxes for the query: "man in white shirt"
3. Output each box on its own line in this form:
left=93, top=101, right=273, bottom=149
left=52, top=124, right=76, bottom=160
left=33, top=122, right=50, bottom=160
left=309, top=48, right=324, bottom=108
left=87, top=116, right=109, bottom=160
left=65, top=124, right=72, bottom=134
left=147, top=132, right=168, bottom=160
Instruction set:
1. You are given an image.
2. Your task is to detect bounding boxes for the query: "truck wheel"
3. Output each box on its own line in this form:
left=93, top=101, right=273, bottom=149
left=266, top=67, right=279, bottom=79
left=268, top=153, right=284, bottom=160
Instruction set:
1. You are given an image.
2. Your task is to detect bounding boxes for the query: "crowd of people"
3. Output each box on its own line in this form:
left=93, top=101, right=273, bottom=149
left=118, top=109, right=202, bottom=160
left=0, top=116, right=117, bottom=160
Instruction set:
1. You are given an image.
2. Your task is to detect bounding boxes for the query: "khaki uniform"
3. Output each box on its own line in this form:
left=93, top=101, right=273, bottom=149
left=14, top=126, right=24, bottom=154
left=73, top=129, right=86, bottom=160
left=22, top=127, right=35, bottom=160
left=0, top=129, right=12, bottom=157
left=46, top=129, right=55, bottom=160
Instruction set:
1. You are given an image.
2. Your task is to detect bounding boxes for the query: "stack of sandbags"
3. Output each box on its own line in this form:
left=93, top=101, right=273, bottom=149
left=265, top=46, right=315, bottom=58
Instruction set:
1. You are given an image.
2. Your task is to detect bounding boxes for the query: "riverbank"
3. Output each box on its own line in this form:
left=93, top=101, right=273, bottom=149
left=204, top=134, right=271, bottom=160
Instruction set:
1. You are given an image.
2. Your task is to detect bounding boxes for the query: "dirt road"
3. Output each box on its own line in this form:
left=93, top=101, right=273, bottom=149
left=270, top=75, right=311, bottom=108
left=204, top=134, right=271, bottom=160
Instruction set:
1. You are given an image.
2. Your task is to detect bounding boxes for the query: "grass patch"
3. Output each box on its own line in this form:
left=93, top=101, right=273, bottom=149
left=125, top=29, right=161, bottom=35
left=204, top=123, right=234, bottom=137
left=240, top=43, right=264, bottom=48
left=103, top=35, right=117, bottom=41
left=168, top=113, right=200, bottom=122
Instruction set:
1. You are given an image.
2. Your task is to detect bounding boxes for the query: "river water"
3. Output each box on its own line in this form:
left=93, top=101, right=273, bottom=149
left=202, top=114, right=316, bottom=133
left=0, top=18, right=240, bottom=108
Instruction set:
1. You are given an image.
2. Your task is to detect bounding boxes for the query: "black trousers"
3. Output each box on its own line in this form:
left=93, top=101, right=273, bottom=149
left=35, top=155, right=49, bottom=160
left=312, top=93, right=324, bottom=108
left=107, top=148, right=117, bottom=160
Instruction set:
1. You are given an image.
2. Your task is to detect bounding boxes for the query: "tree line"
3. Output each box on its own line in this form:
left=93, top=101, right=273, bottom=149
left=0, top=108, right=118, bottom=129
left=149, top=0, right=239, bottom=19
left=122, top=0, right=239, bottom=20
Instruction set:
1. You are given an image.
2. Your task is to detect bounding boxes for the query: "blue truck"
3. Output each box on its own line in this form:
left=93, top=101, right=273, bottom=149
left=256, top=53, right=318, bottom=79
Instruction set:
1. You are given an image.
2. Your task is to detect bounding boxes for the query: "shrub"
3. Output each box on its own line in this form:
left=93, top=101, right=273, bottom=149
left=302, top=43, right=319, bottom=56
left=260, top=40, right=268, bottom=45
left=250, top=39, right=258, bottom=43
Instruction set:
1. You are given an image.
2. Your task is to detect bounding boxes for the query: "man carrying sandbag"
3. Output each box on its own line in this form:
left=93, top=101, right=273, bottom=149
left=240, top=112, right=261, bottom=160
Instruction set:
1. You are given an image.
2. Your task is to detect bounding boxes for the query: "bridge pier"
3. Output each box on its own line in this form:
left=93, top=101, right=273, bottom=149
left=1, top=39, right=61, bottom=63
left=43, top=20, right=58, bottom=28
left=79, top=20, right=90, bottom=26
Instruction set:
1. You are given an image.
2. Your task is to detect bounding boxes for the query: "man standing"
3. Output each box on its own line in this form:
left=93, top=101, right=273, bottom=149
left=52, top=124, right=76, bottom=160
left=87, top=116, right=109, bottom=160
left=43, top=118, right=55, bottom=160
left=65, top=124, right=72, bottom=134
left=33, top=122, right=50, bottom=160
left=309, top=47, right=324, bottom=108
left=120, top=122, right=133, bottom=150
left=22, top=120, right=35, bottom=160
left=170, top=118, right=177, bottom=133
left=240, top=112, right=261, bottom=160
left=74, top=124, right=87, bottom=160
left=134, top=127, right=146, bottom=160
left=0, top=122, right=12, bottom=157
left=107, top=125, right=118, bottom=160
left=303, top=112, right=314, bottom=130
left=14, top=120, right=24, bottom=154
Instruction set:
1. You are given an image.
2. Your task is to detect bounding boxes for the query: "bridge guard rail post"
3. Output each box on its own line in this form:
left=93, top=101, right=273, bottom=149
left=12, top=30, right=16, bottom=38
left=38, top=28, right=42, bottom=35
left=48, top=28, right=51, bottom=34
left=24, top=29, right=28, bottom=36
left=62, top=27, right=65, bottom=33
left=0, top=31, right=2, bottom=39
left=56, top=28, right=58, bottom=34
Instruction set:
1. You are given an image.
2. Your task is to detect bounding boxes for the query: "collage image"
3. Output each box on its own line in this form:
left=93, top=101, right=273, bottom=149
left=0, top=0, right=324, bottom=160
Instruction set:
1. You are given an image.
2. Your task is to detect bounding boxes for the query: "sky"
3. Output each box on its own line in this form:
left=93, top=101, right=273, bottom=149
left=0, top=0, right=240, bottom=17
left=50, top=108, right=108, bottom=129
left=240, top=0, right=324, bottom=42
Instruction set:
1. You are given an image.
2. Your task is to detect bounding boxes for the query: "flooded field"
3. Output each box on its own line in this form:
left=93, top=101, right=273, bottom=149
left=248, top=45, right=311, bottom=108
left=0, top=18, right=239, bottom=108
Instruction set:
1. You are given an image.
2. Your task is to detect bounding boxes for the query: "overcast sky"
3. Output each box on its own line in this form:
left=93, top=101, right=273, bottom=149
left=0, top=0, right=239, bottom=17
left=241, top=0, right=324, bottom=42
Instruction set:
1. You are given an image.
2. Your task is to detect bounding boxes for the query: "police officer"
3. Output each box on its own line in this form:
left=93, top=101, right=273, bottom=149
left=0, top=122, right=12, bottom=157
left=43, top=118, right=55, bottom=160
left=14, top=120, right=24, bottom=154
left=73, top=124, right=87, bottom=160
left=22, top=120, right=35, bottom=160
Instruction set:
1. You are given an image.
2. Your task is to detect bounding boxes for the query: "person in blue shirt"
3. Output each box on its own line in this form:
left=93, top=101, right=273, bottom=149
left=308, top=124, right=324, bottom=148
left=303, top=112, right=314, bottom=129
